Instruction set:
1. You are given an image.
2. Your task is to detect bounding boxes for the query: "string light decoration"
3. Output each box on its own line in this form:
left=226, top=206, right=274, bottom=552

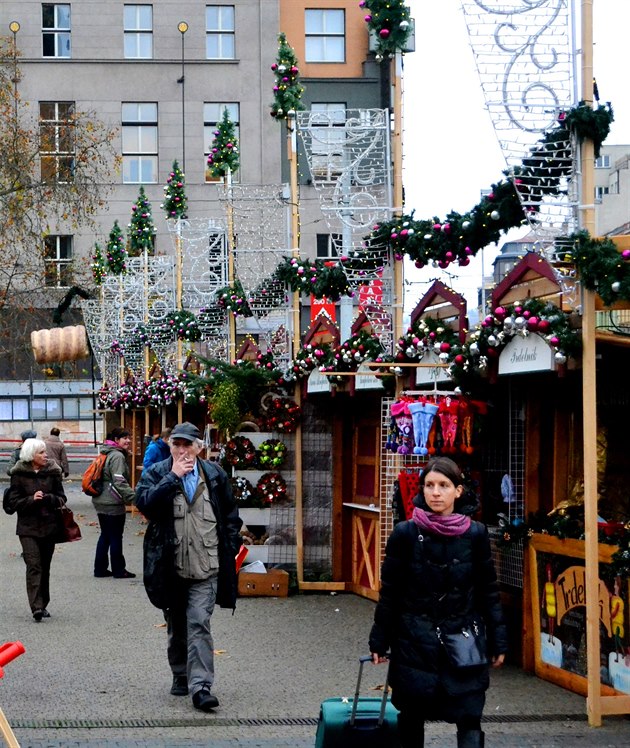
left=161, top=160, right=188, bottom=219
left=128, top=186, right=156, bottom=256
left=270, top=32, right=305, bottom=120
left=206, top=107, right=240, bottom=178
left=360, top=0, right=412, bottom=58
left=105, top=220, right=127, bottom=275
left=91, top=243, right=106, bottom=285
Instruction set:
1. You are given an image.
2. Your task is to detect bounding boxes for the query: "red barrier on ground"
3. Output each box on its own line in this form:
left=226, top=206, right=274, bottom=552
left=0, top=642, right=25, bottom=678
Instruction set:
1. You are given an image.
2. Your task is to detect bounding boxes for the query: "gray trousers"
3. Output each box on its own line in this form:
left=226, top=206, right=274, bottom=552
left=165, top=574, right=218, bottom=695
left=20, top=535, right=56, bottom=613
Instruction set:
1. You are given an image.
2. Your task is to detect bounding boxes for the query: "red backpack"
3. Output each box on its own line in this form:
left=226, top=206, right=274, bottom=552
left=81, top=452, right=108, bottom=496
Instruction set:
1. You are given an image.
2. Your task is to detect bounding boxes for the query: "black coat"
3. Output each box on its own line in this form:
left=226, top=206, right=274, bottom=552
left=369, top=518, right=508, bottom=711
left=134, top=457, right=242, bottom=611
left=3, top=459, right=66, bottom=538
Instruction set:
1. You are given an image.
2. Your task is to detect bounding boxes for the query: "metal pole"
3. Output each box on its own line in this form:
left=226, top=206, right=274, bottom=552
left=177, top=22, right=188, bottom=173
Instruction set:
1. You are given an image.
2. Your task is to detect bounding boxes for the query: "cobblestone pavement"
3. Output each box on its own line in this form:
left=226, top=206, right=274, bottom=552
left=1, top=482, right=630, bottom=747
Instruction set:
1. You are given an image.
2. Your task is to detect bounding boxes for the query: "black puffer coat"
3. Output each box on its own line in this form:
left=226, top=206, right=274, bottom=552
left=3, top=459, right=66, bottom=538
left=134, top=457, right=242, bottom=611
left=369, top=496, right=507, bottom=710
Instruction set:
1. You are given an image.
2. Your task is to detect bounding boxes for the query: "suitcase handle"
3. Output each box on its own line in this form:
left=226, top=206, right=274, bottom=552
left=350, top=655, right=391, bottom=727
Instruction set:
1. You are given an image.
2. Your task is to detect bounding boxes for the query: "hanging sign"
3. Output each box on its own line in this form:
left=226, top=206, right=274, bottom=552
left=415, top=350, right=452, bottom=386
left=359, top=276, right=383, bottom=308
left=310, top=296, right=336, bottom=324
left=355, top=362, right=384, bottom=390
left=498, top=333, right=555, bottom=375
left=307, top=368, right=331, bottom=394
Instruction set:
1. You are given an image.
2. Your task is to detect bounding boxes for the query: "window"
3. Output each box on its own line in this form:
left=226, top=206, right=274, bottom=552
left=204, top=103, right=240, bottom=182
left=42, top=4, right=71, bottom=58
left=595, top=155, right=611, bottom=169
left=310, top=103, right=346, bottom=181
left=40, top=101, right=75, bottom=183
left=316, top=233, right=341, bottom=260
left=305, top=9, right=345, bottom=62
left=206, top=5, right=235, bottom=59
left=44, top=235, right=72, bottom=287
left=124, top=5, right=153, bottom=59
left=0, top=396, right=93, bottom=421
left=595, top=185, right=609, bottom=201
left=0, top=400, right=29, bottom=420
left=122, top=102, right=158, bottom=183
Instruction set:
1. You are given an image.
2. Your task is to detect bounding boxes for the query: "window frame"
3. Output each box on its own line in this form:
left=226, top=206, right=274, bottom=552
left=39, top=101, right=75, bottom=184
left=310, top=102, right=346, bottom=182
left=124, top=4, right=153, bottom=59
left=305, top=8, right=345, bottom=63
left=42, top=3, right=71, bottom=58
left=121, top=102, right=158, bottom=184
left=594, top=155, right=611, bottom=169
left=204, top=102, right=240, bottom=182
left=206, top=5, right=236, bottom=60
left=43, top=235, right=73, bottom=288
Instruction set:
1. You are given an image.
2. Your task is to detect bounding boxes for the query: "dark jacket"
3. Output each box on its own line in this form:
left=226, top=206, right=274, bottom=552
left=369, top=497, right=507, bottom=709
left=3, top=459, right=66, bottom=538
left=142, top=438, right=170, bottom=470
left=134, top=457, right=242, bottom=611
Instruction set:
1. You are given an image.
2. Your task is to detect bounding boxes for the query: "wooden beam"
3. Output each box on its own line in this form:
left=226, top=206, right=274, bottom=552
left=298, top=581, right=347, bottom=592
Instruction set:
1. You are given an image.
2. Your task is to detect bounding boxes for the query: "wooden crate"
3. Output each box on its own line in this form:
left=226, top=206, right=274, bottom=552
left=237, top=568, right=289, bottom=597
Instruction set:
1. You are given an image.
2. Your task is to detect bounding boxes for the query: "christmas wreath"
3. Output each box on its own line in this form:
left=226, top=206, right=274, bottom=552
left=262, top=396, right=301, bottom=433
left=222, top=435, right=257, bottom=469
left=257, top=439, right=287, bottom=469
left=256, top=472, right=288, bottom=505
left=230, top=476, right=258, bottom=508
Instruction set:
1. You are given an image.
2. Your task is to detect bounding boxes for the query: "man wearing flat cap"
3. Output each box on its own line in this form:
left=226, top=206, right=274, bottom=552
left=135, top=422, right=242, bottom=712
left=7, top=430, right=37, bottom=474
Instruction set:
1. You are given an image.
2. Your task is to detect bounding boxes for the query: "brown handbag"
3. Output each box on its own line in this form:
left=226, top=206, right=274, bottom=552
left=56, top=503, right=82, bottom=543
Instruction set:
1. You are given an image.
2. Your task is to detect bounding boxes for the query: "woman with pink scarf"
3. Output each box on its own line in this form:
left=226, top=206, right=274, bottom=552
left=369, top=457, right=507, bottom=748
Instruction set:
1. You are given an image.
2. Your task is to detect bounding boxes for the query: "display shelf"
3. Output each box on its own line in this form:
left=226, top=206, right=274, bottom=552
left=239, top=507, right=271, bottom=527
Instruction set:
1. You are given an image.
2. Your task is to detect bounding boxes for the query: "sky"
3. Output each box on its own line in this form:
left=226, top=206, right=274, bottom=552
left=399, top=0, right=630, bottom=314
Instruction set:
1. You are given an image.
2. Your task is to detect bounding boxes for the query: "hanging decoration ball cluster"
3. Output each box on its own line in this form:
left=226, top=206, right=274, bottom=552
left=359, top=0, right=412, bottom=58
left=257, top=439, right=287, bottom=469
left=207, top=108, right=240, bottom=178
left=395, top=317, right=460, bottom=363
left=222, top=435, right=257, bottom=469
left=270, top=32, right=305, bottom=121
left=256, top=472, right=288, bottom=505
left=161, top=310, right=202, bottom=342
left=161, top=160, right=188, bottom=219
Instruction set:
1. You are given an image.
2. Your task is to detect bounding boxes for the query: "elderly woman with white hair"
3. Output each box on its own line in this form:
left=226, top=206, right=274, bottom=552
left=3, top=437, right=67, bottom=621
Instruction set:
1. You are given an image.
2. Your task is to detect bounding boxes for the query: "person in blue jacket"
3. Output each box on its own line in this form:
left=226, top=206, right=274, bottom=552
left=142, top=428, right=171, bottom=471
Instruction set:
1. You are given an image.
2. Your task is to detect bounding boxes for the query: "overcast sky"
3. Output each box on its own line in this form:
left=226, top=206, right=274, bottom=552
left=399, top=0, right=630, bottom=313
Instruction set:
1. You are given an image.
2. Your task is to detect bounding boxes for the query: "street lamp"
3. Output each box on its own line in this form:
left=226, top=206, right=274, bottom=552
left=9, top=21, right=20, bottom=115
left=177, top=21, right=188, bottom=173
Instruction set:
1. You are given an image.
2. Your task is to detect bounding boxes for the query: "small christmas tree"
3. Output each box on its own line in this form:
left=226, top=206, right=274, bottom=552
left=128, top=186, right=156, bottom=256
left=106, top=220, right=127, bottom=275
left=91, top=242, right=106, bottom=285
left=161, top=160, right=188, bottom=219
left=207, top=108, right=240, bottom=179
left=270, top=32, right=305, bottom=121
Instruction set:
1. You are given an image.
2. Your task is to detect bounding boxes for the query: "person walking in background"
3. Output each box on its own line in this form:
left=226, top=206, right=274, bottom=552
left=44, top=427, right=70, bottom=478
left=369, top=457, right=507, bottom=748
left=92, top=426, right=136, bottom=579
left=3, top=438, right=67, bottom=622
left=7, top=429, right=37, bottom=474
left=142, top=427, right=172, bottom=472
left=135, top=422, right=242, bottom=713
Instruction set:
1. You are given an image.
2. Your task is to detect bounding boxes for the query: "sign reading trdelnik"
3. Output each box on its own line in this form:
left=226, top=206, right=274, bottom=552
left=498, top=332, right=555, bottom=375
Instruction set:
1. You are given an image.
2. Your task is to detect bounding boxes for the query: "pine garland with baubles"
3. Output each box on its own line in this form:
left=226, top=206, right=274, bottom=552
left=270, top=32, right=305, bottom=121
left=207, top=108, right=240, bottom=178
left=105, top=220, right=127, bottom=275
left=161, top=160, right=188, bottom=219
left=128, top=186, right=156, bottom=256
left=360, top=0, right=412, bottom=58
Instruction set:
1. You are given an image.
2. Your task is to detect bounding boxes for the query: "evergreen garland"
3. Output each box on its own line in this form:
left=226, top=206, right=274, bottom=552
left=360, top=0, right=412, bottom=57
left=270, top=33, right=305, bottom=120
left=128, top=186, right=156, bottom=256
left=216, top=278, right=253, bottom=317
left=564, top=230, right=630, bottom=306
left=161, top=160, right=188, bottom=219
left=162, top=310, right=202, bottom=342
left=275, top=257, right=352, bottom=301
left=207, top=107, right=240, bottom=178
left=91, top=243, right=106, bottom=285
left=105, top=220, right=127, bottom=275
left=395, top=317, right=460, bottom=364
left=562, top=102, right=614, bottom=158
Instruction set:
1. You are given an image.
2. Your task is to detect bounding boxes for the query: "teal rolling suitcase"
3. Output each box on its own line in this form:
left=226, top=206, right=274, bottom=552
left=314, top=656, right=400, bottom=747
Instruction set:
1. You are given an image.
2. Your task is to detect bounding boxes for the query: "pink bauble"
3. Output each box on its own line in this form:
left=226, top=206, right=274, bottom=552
left=459, top=257, right=470, bottom=267
left=623, top=249, right=630, bottom=260
left=440, top=342, right=451, bottom=353
left=494, top=306, right=506, bottom=318
left=379, top=29, right=390, bottom=38
left=537, top=319, right=550, bottom=333
left=454, top=354, right=465, bottom=366
left=526, top=316, right=538, bottom=330
left=549, top=336, right=560, bottom=346
left=415, top=260, right=424, bottom=269
left=364, top=15, right=372, bottom=22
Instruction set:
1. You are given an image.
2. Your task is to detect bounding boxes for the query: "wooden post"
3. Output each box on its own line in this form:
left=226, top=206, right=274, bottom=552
left=226, top=170, right=237, bottom=364
left=391, top=51, right=404, bottom=346
left=580, top=0, right=600, bottom=727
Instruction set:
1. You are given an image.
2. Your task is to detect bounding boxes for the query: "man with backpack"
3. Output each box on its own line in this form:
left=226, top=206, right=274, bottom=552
left=90, top=426, right=136, bottom=578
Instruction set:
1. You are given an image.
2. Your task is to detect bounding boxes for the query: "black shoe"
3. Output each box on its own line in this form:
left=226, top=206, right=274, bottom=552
left=170, top=675, right=189, bottom=696
left=113, top=570, right=136, bottom=578
left=192, top=688, right=219, bottom=711
left=94, top=570, right=113, bottom=577
left=41, top=609, right=51, bottom=618
left=32, top=610, right=44, bottom=622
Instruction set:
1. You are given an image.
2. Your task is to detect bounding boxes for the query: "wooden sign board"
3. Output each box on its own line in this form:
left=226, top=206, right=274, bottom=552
left=498, top=333, right=555, bottom=375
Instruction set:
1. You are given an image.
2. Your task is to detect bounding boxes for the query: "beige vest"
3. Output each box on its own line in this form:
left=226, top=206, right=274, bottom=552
left=173, top=467, right=219, bottom=580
